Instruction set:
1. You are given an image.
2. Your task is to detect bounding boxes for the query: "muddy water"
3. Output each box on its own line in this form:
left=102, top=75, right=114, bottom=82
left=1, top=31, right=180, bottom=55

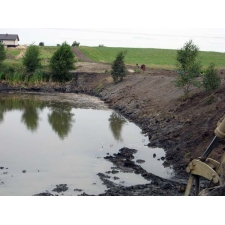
left=0, top=93, right=173, bottom=196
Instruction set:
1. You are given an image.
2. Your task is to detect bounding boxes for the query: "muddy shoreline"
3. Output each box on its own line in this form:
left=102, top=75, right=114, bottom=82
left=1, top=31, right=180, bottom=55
left=1, top=69, right=225, bottom=195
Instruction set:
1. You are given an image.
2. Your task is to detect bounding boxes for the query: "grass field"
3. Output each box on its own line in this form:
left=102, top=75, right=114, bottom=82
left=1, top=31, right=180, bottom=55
left=80, top=46, right=225, bottom=70
left=3, top=46, right=225, bottom=70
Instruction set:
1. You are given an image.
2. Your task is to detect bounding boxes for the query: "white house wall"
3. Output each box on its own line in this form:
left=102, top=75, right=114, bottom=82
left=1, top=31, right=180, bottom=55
left=2, top=39, right=18, bottom=46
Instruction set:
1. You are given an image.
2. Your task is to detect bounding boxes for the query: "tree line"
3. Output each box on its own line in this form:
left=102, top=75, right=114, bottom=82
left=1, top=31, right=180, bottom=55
left=0, top=42, right=75, bottom=83
left=0, top=40, right=222, bottom=98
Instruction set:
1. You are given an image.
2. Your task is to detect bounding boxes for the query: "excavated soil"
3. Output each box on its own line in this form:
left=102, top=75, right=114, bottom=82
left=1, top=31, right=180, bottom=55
left=1, top=48, right=225, bottom=195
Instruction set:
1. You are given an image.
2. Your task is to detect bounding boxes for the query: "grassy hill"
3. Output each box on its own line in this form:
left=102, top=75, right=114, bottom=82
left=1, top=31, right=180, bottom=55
left=3, top=46, right=225, bottom=70
left=4, top=46, right=59, bottom=66
left=80, top=46, right=225, bottom=70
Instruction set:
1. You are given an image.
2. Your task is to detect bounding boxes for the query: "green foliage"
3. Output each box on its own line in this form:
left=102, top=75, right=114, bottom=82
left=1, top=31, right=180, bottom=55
left=111, top=51, right=127, bottom=83
left=29, top=70, right=45, bottom=85
left=203, top=63, right=221, bottom=92
left=175, top=40, right=202, bottom=97
left=72, top=41, right=80, bottom=47
left=39, top=42, right=44, bottom=46
left=50, top=42, right=75, bottom=82
left=22, top=45, right=42, bottom=72
left=0, top=43, right=6, bottom=64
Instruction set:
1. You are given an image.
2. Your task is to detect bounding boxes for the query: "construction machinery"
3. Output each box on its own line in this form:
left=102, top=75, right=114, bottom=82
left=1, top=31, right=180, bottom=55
left=184, top=116, right=225, bottom=196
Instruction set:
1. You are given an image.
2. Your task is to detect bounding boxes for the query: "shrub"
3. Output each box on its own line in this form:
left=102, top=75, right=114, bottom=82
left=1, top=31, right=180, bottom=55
left=203, top=63, right=221, bottom=92
left=111, top=51, right=127, bottom=83
left=22, top=45, right=42, bottom=72
left=175, top=40, right=202, bottom=97
left=50, top=42, right=75, bottom=82
left=0, top=43, right=6, bottom=64
left=72, top=41, right=80, bottom=47
left=39, top=42, right=44, bottom=46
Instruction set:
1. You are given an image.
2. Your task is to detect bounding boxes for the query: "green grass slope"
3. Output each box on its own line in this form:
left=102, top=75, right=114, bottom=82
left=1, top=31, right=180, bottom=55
left=80, top=46, right=225, bottom=70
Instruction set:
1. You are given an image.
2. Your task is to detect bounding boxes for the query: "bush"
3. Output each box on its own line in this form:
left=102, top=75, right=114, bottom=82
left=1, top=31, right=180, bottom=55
left=50, top=42, right=75, bottom=82
left=39, top=42, right=44, bottom=46
left=22, top=45, right=41, bottom=72
left=175, top=40, right=202, bottom=97
left=0, top=43, right=6, bottom=64
left=72, top=41, right=80, bottom=47
left=203, top=63, right=221, bottom=92
left=111, top=51, right=127, bottom=83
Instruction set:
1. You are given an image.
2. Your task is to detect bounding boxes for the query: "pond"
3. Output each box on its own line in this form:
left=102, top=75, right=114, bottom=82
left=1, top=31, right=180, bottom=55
left=0, top=93, right=174, bottom=196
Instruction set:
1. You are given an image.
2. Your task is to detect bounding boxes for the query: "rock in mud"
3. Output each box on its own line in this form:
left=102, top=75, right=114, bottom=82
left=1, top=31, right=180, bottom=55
left=34, top=192, right=56, bottom=196
left=52, top=184, right=68, bottom=193
left=136, top=159, right=145, bottom=164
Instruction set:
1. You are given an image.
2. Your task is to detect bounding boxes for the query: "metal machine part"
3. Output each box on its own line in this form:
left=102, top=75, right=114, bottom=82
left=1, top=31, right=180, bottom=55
left=184, top=116, right=225, bottom=196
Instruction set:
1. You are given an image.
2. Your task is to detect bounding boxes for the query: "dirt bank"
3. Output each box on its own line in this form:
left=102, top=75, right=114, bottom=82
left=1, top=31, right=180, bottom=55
left=1, top=62, right=225, bottom=195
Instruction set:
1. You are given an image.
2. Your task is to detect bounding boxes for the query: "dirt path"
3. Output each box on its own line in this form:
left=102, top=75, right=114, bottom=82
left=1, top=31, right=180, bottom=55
left=15, top=46, right=27, bottom=59
left=73, top=47, right=93, bottom=62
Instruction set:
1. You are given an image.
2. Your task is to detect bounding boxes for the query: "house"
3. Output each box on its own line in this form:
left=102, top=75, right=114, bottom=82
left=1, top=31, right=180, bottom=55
left=0, top=34, right=19, bottom=47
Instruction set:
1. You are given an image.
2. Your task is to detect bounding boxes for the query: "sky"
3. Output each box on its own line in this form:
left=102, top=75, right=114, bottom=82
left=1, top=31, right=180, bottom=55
left=1, top=28, right=225, bottom=52
left=1, top=0, right=225, bottom=52
left=0, top=0, right=224, bottom=223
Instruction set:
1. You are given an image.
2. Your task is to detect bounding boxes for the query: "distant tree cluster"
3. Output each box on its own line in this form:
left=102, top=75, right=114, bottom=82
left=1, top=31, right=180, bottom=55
left=20, top=42, right=76, bottom=82
left=39, top=42, right=44, bottom=46
left=71, top=41, right=80, bottom=47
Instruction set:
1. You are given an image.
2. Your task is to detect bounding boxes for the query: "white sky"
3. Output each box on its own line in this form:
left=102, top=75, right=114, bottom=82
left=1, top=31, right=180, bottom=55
left=1, top=0, right=225, bottom=52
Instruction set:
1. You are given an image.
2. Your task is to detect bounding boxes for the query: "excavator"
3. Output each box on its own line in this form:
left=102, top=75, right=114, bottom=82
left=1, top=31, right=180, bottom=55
left=184, top=116, right=225, bottom=196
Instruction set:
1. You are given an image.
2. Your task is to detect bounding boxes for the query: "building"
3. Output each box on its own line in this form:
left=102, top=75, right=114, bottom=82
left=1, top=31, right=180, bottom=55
left=0, top=34, right=19, bottom=47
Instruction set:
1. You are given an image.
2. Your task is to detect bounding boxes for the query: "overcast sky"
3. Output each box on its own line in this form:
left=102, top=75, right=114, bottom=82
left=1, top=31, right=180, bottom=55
left=1, top=0, right=225, bottom=52
left=1, top=28, right=225, bottom=52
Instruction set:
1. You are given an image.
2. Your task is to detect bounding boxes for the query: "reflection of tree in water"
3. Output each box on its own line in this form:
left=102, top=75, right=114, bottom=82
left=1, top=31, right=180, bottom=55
left=108, top=112, right=127, bottom=142
left=48, top=103, right=75, bottom=140
left=21, top=105, right=39, bottom=131
left=0, top=96, right=45, bottom=131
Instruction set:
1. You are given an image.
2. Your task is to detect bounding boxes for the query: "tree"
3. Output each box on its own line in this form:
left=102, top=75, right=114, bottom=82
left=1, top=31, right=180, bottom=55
left=22, top=45, right=41, bottom=72
left=175, top=40, right=202, bottom=97
left=0, top=43, right=6, bottom=65
left=111, top=51, right=127, bottom=83
left=203, top=63, right=221, bottom=92
left=71, top=41, right=80, bottom=47
left=50, top=42, right=75, bottom=82
left=39, top=42, right=44, bottom=46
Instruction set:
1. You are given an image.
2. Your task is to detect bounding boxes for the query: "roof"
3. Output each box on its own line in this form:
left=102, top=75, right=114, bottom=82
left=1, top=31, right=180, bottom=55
left=0, top=34, right=19, bottom=41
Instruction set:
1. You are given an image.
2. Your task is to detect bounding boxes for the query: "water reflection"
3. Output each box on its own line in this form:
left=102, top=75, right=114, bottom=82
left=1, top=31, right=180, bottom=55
left=21, top=105, right=39, bottom=131
left=108, top=112, right=127, bottom=142
left=48, top=103, right=75, bottom=140
left=0, top=95, right=75, bottom=139
left=0, top=97, right=44, bottom=132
